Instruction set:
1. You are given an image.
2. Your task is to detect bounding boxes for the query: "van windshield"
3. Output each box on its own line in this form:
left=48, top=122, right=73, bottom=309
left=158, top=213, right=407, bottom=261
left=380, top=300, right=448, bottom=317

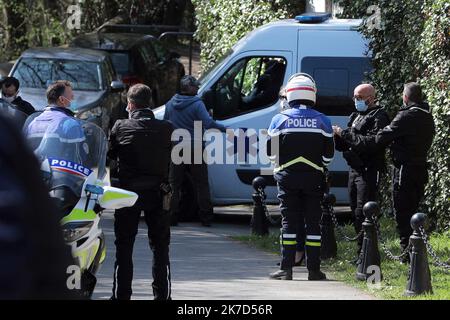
left=199, top=49, right=233, bottom=86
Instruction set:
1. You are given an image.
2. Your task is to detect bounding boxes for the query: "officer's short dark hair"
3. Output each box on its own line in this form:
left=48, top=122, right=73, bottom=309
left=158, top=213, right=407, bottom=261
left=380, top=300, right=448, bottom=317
left=1, top=76, right=20, bottom=91
left=47, top=80, right=72, bottom=104
left=404, top=82, right=423, bottom=104
left=127, top=84, right=152, bottom=108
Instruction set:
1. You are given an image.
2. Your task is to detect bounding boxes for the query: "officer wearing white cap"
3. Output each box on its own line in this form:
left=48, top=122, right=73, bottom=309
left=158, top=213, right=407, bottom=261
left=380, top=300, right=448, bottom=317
left=268, top=73, right=334, bottom=280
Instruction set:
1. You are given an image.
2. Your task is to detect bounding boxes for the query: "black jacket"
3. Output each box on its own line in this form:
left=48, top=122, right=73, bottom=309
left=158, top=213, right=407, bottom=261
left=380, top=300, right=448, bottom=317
left=336, top=106, right=390, bottom=171
left=108, top=108, right=173, bottom=189
left=11, top=96, right=35, bottom=116
left=341, top=103, right=435, bottom=167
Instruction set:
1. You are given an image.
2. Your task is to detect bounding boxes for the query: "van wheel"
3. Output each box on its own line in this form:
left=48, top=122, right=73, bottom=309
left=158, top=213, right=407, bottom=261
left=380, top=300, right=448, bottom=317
left=178, top=172, right=199, bottom=222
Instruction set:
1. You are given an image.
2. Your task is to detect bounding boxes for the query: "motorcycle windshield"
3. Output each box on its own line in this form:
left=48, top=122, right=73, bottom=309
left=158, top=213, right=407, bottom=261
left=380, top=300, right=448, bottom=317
left=25, top=113, right=107, bottom=197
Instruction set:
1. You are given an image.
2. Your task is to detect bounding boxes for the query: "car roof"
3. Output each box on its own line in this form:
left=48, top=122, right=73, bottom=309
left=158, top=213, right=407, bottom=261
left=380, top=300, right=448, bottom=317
left=70, top=33, right=155, bottom=51
left=20, top=47, right=108, bottom=62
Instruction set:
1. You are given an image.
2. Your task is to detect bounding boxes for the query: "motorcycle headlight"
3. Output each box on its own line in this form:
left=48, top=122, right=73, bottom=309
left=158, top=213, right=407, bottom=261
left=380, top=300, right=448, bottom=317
left=78, top=106, right=103, bottom=120
left=62, top=221, right=94, bottom=242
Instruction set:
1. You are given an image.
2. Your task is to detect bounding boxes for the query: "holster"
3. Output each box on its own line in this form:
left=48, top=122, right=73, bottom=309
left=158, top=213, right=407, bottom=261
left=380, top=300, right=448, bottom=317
left=343, top=150, right=364, bottom=170
left=160, top=182, right=172, bottom=211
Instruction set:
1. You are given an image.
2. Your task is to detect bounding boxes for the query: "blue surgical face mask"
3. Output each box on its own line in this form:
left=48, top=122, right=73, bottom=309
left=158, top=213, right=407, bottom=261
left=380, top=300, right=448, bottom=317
left=355, top=99, right=368, bottom=112
left=69, top=101, right=78, bottom=111
left=62, top=96, right=78, bottom=111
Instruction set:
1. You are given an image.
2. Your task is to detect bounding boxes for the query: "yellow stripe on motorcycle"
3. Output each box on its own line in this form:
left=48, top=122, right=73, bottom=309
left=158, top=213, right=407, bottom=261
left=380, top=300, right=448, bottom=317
left=101, top=190, right=135, bottom=203
left=61, top=208, right=97, bottom=225
left=100, top=247, right=106, bottom=264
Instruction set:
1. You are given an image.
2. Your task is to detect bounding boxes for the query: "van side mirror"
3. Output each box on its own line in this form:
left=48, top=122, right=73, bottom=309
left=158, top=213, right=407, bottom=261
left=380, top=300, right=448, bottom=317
left=98, top=186, right=138, bottom=210
left=110, top=80, right=125, bottom=93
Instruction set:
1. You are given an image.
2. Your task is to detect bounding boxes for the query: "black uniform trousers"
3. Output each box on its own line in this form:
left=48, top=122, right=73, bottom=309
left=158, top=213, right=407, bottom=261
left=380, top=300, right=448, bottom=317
left=169, top=160, right=213, bottom=223
left=112, top=189, right=171, bottom=300
left=277, top=171, right=323, bottom=271
left=348, top=168, right=379, bottom=253
left=392, top=164, right=428, bottom=249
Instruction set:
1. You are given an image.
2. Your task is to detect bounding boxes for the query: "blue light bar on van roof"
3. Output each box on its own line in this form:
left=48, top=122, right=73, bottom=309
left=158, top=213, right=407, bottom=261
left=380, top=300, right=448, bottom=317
left=295, top=12, right=331, bottom=23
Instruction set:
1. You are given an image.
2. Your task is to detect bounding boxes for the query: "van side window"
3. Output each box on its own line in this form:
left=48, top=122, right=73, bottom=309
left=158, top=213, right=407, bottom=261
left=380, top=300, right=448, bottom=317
left=301, top=57, right=372, bottom=116
left=203, top=57, right=286, bottom=120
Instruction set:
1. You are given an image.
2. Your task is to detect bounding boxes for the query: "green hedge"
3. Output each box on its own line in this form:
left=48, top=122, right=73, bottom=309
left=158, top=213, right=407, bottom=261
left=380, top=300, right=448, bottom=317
left=192, top=0, right=305, bottom=72
left=337, top=0, right=449, bottom=230
left=419, top=0, right=450, bottom=231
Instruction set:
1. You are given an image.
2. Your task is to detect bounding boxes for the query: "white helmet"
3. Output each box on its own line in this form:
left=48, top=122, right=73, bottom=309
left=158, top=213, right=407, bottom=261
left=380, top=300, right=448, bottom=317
left=285, top=73, right=317, bottom=105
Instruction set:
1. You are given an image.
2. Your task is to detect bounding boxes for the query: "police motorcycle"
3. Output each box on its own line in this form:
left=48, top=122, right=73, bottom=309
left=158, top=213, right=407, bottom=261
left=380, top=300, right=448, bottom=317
left=24, top=115, right=138, bottom=298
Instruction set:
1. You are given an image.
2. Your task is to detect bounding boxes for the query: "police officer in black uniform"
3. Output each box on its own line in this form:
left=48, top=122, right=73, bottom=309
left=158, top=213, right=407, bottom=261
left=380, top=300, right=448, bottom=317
left=335, top=82, right=435, bottom=256
left=268, top=73, right=334, bottom=280
left=334, top=84, right=390, bottom=257
left=108, top=84, right=174, bottom=300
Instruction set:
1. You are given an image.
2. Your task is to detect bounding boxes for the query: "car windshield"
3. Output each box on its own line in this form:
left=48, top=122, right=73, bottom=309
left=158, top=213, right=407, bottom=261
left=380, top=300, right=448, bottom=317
left=199, top=48, right=233, bottom=86
left=13, top=58, right=102, bottom=91
left=109, top=52, right=131, bottom=76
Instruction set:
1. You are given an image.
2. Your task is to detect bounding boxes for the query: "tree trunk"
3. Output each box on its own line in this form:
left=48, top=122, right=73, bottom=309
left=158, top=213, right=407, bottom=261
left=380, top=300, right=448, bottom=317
left=2, top=0, right=28, bottom=59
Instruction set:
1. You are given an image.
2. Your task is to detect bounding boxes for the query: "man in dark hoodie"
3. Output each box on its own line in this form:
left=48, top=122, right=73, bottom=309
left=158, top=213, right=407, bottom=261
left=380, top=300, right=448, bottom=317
left=164, top=75, right=226, bottom=227
left=334, top=83, right=435, bottom=257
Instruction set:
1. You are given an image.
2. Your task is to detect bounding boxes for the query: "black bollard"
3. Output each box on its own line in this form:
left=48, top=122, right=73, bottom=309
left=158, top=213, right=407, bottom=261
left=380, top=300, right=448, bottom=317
left=405, top=213, right=433, bottom=296
left=320, top=193, right=337, bottom=259
left=356, top=201, right=382, bottom=281
left=251, top=177, right=269, bottom=236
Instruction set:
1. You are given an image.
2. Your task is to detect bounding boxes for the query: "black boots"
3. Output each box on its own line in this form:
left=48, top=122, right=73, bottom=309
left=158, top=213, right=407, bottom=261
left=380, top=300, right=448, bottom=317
left=270, top=269, right=327, bottom=280
left=308, top=270, right=327, bottom=281
left=269, top=269, right=293, bottom=280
